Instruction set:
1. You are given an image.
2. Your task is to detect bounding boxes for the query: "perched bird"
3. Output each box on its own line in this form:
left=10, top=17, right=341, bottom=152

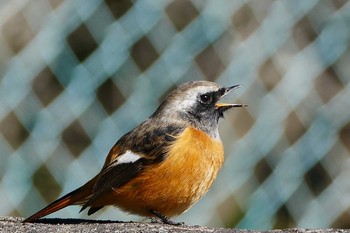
left=23, top=80, right=245, bottom=224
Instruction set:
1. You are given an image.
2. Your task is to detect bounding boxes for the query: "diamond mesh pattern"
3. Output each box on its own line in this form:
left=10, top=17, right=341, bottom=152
left=1, top=0, right=350, bottom=229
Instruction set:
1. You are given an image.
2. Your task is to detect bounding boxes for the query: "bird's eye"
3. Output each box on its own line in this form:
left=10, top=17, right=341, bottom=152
left=199, top=94, right=212, bottom=104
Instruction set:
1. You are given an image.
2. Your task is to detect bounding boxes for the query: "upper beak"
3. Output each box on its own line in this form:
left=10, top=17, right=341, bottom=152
left=215, top=85, right=247, bottom=111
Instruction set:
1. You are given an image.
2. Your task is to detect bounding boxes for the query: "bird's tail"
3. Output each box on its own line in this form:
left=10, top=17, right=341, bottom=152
left=23, top=177, right=96, bottom=223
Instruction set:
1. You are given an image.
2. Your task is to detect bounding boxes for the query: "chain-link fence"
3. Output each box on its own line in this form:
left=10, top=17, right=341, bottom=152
left=1, top=0, right=350, bottom=230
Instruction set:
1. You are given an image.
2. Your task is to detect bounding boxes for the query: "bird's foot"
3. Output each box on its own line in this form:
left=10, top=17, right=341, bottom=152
left=149, top=210, right=184, bottom=226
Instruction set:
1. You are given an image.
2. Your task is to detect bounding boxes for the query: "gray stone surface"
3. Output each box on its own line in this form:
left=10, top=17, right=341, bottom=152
left=1, top=217, right=349, bottom=233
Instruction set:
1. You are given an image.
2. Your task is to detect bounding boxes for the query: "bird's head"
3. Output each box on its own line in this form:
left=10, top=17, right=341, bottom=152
left=153, top=81, right=246, bottom=139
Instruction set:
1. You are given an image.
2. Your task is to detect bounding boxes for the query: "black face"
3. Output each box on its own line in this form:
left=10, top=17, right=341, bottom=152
left=194, top=87, right=237, bottom=121
left=185, top=91, right=221, bottom=123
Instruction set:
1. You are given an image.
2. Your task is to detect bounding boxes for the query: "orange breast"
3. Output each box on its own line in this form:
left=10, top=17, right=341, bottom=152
left=95, top=127, right=224, bottom=217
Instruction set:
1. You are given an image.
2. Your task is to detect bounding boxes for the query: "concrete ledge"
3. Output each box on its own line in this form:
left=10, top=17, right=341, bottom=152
left=1, top=217, right=349, bottom=233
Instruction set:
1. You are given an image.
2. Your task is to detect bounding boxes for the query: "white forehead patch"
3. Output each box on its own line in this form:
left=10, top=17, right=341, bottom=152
left=117, top=150, right=141, bottom=164
left=176, top=85, right=219, bottom=108
left=160, top=84, right=221, bottom=117
left=190, top=85, right=219, bottom=95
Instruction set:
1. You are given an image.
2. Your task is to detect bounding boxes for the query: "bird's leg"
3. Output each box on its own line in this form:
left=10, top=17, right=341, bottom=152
left=149, top=209, right=184, bottom=225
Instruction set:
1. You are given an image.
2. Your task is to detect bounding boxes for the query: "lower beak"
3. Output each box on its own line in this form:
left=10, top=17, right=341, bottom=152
left=215, top=103, right=247, bottom=112
left=215, top=84, right=247, bottom=112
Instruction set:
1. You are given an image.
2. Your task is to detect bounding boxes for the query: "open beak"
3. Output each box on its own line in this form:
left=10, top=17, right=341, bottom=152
left=215, top=85, right=247, bottom=112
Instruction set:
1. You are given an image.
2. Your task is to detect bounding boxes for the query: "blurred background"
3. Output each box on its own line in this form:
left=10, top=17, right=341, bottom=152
left=1, top=0, right=350, bottom=230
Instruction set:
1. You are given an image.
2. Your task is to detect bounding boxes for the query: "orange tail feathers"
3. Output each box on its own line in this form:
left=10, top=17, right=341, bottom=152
left=23, top=178, right=96, bottom=223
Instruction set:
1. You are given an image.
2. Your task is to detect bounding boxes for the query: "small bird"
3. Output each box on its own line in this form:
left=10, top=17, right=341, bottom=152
left=23, top=80, right=245, bottom=224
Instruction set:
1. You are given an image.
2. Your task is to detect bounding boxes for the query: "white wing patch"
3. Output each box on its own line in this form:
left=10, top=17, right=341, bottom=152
left=116, top=150, right=141, bottom=164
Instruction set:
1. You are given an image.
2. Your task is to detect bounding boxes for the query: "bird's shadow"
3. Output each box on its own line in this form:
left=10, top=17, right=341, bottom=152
left=30, top=218, right=127, bottom=225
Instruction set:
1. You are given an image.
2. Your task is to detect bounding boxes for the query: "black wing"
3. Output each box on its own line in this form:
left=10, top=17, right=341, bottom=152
left=81, top=119, right=185, bottom=213
left=81, top=157, right=144, bottom=213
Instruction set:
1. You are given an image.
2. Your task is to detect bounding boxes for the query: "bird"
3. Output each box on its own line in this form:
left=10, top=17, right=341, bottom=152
left=23, top=80, right=246, bottom=225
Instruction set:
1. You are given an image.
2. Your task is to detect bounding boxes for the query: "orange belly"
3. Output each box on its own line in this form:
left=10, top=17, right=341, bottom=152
left=94, top=127, right=224, bottom=217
